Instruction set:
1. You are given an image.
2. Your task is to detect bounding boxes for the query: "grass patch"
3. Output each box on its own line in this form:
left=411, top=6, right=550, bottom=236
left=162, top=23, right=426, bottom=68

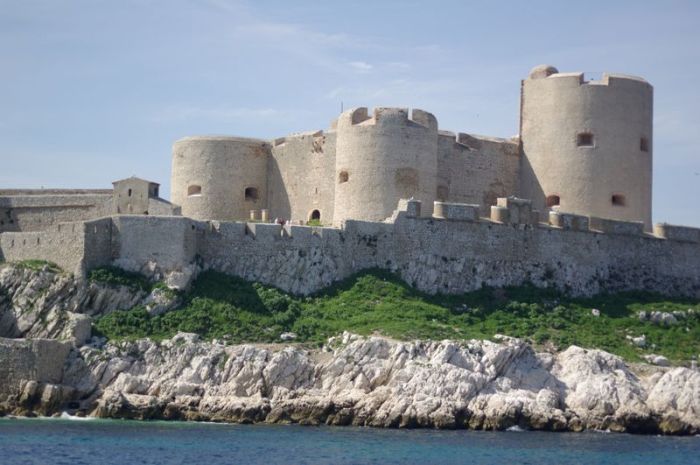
left=93, top=270, right=700, bottom=363
left=14, top=259, right=62, bottom=273
left=88, top=266, right=152, bottom=292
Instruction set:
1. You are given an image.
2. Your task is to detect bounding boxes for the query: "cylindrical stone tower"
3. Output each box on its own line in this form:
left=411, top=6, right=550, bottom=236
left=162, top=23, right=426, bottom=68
left=332, top=107, right=438, bottom=225
left=171, top=136, right=270, bottom=221
left=520, top=65, right=653, bottom=229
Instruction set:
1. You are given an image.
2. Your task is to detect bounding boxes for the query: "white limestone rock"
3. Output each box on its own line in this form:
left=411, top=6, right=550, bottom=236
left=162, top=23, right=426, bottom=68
left=1, top=329, right=698, bottom=434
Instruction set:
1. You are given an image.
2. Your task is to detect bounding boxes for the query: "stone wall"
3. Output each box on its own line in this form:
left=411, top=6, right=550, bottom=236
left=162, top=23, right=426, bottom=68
left=268, top=130, right=336, bottom=225
left=0, top=338, right=71, bottom=398
left=190, top=206, right=700, bottom=297
left=0, top=221, right=89, bottom=274
left=110, top=215, right=200, bottom=274
left=437, top=132, right=520, bottom=217
left=2, top=205, right=699, bottom=298
left=0, top=193, right=112, bottom=233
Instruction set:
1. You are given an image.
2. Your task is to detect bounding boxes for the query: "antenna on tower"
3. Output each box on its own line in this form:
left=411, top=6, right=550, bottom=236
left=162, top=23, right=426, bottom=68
left=340, top=101, right=344, bottom=113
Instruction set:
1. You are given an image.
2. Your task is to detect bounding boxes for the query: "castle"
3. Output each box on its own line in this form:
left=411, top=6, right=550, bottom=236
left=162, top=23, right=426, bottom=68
left=0, top=65, right=697, bottom=298
left=171, top=65, right=652, bottom=229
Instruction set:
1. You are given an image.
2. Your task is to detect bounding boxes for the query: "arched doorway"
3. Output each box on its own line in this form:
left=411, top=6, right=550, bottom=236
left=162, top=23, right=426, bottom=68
left=308, top=209, right=321, bottom=225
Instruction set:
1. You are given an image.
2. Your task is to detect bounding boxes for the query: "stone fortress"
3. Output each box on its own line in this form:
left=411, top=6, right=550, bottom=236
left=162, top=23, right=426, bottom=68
left=0, top=65, right=698, bottom=297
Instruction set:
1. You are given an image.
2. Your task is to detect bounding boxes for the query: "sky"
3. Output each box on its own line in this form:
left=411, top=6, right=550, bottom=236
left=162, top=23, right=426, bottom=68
left=1, top=0, right=698, bottom=226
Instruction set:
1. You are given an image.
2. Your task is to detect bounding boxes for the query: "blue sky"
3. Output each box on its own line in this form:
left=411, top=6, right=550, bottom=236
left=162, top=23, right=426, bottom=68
left=1, top=0, right=699, bottom=226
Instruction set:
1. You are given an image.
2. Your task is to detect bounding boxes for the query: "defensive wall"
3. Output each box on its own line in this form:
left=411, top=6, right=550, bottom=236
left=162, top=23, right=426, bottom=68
left=0, top=191, right=112, bottom=233
left=0, top=180, right=179, bottom=234
left=171, top=107, right=519, bottom=227
left=1, top=199, right=698, bottom=298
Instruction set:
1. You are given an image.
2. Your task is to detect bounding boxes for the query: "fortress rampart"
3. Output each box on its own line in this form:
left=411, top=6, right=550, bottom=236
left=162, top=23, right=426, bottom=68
left=0, top=192, right=112, bottom=232
left=2, top=199, right=698, bottom=298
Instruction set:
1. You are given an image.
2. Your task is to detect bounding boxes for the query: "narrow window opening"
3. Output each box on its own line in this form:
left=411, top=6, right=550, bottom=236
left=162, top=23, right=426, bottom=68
left=612, top=194, right=626, bottom=206
left=245, top=187, right=259, bottom=201
left=338, top=171, right=349, bottom=184
left=187, top=185, right=202, bottom=197
left=128, top=188, right=132, bottom=197
left=577, top=133, right=594, bottom=147
left=436, top=185, right=449, bottom=202
left=546, top=195, right=560, bottom=207
left=640, top=137, right=649, bottom=152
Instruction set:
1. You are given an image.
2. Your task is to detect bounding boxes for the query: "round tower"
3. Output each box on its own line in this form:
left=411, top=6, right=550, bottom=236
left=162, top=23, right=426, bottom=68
left=171, top=136, right=270, bottom=221
left=332, top=107, right=438, bottom=225
left=520, top=65, right=653, bottom=229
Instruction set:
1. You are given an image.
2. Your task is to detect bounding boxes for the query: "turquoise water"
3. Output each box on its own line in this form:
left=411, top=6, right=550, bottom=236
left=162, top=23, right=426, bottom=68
left=0, top=418, right=698, bottom=465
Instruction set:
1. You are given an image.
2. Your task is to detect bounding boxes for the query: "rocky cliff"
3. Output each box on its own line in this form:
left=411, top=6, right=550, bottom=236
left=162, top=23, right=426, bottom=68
left=0, top=332, right=698, bottom=435
left=0, top=264, right=174, bottom=344
left=0, top=263, right=698, bottom=434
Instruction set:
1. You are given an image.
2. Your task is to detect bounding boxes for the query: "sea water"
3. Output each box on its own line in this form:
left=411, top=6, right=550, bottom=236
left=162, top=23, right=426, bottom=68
left=0, top=417, right=698, bottom=465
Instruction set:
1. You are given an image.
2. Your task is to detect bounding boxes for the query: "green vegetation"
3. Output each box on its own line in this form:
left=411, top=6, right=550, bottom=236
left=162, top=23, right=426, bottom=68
left=88, top=266, right=154, bottom=292
left=14, top=259, right=62, bottom=273
left=306, top=219, right=322, bottom=227
left=93, top=270, right=700, bottom=363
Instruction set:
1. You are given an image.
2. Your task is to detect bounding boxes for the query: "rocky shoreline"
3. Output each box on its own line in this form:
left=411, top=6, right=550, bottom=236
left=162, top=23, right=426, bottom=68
left=1, top=264, right=698, bottom=435
left=1, top=332, right=698, bottom=435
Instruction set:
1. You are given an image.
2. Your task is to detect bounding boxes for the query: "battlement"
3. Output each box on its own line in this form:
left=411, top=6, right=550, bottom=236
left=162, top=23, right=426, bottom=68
left=0, top=189, right=112, bottom=196
left=337, top=107, right=438, bottom=130
left=527, top=65, right=650, bottom=89
left=273, top=129, right=324, bottom=147
left=173, top=135, right=270, bottom=146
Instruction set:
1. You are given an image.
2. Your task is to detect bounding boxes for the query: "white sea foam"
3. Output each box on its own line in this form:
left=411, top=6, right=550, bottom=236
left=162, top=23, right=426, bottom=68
left=60, top=412, right=94, bottom=421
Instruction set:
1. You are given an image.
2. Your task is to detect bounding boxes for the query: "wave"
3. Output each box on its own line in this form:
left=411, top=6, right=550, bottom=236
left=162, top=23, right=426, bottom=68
left=59, top=412, right=95, bottom=421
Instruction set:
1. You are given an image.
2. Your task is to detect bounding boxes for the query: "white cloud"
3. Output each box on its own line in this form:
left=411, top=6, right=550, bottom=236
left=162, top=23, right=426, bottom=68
left=348, top=61, right=373, bottom=73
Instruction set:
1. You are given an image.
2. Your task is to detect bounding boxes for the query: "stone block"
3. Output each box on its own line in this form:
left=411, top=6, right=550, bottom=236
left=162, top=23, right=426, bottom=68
left=494, top=197, right=533, bottom=224
left=245, top=223, right=282, bottom=241
left=490, top=206, right=509, bottom=223
left=433, top=202, right=480, bottom=221
left=549, top=211, right=590, bottom=231
left=397, top=198, right=421, bottom=218
left=653, top=223, right=700, bottom=243
left=589, top=217, right=644, bottom=236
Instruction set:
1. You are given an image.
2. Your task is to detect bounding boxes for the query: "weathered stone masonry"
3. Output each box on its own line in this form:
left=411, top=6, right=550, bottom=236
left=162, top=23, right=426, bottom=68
left=2, top=200, right=698, bottom=298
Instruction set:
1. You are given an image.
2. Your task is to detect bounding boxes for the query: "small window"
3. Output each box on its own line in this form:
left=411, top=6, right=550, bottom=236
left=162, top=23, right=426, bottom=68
left=546, top=195, right=560, bottom=207
left=245, top=187, right=259, bottom=201
left=128, top=188, right=132, bottom=197
left=640, top=137, right=649, bottom=152
left=187, top=185, right=202, bottom=197
left=577, top=133, right=594, bottom=147
left=612, top=194, right=626, bottom=206
left=338, top=171, right=349, bottom=184
left=436, top=185, right=449, bottom=202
